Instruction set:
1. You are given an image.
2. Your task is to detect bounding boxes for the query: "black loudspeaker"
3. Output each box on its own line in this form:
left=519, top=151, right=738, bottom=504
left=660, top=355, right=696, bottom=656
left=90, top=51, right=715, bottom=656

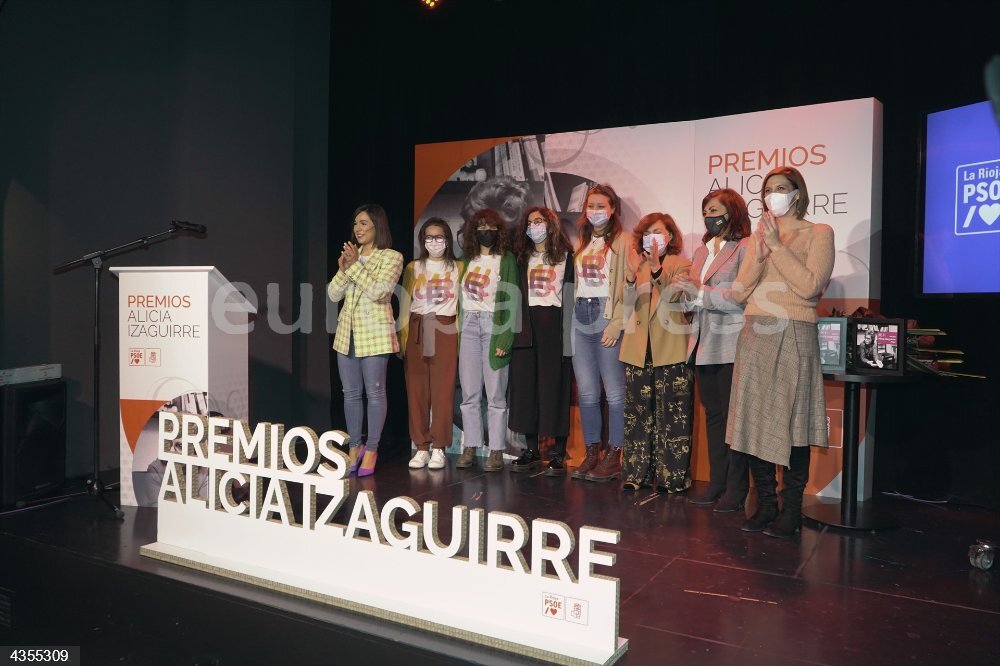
left=0, top=379, right=67, bottom=507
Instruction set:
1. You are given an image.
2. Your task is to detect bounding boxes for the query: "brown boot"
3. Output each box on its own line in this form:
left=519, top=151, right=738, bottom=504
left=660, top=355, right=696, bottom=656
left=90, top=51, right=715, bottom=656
left=455, top=447, right=478, bottom=469
left=571, top=445, right=602, bottom=480
left=586, top=447, right=622, bottom=482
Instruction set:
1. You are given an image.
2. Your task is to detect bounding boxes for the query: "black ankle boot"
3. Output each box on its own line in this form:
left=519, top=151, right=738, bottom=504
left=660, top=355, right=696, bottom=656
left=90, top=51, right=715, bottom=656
left=741, top=503, right=779, bottom=532
left=764, top=446, right=811, bottom=538
left=510, top=449, right=541, bottom=473
left=741, top=456, right=778, bottom=532
left=762, top=509, right=801, bottom=538
left=688, top=486, right=725, bottom=506
left=713, top=494, right=745, bottom=513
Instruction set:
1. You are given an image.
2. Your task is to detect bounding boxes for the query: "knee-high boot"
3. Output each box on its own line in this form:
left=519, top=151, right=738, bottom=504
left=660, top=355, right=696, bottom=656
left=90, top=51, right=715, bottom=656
left=714, top=449, right=750, bottom=513
left=741, top=456, right=779, bottom=532
left=764, top=446, right=811, bottom=538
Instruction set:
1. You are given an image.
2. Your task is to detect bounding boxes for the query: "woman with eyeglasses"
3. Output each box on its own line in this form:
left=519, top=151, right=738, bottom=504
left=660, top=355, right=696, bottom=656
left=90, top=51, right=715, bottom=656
left=327, top=204, right=404, bottom=477
left=619, top=212, right=693, bottom=493
left=455, top=208, right=519, bottom=472
left=507, top=207, right=575, bottom=476
left=570, top=184, right=629, bottom=483
left=728, top=166, right=835, bottom=538
left=676, top=189, right=752, bottom=512
left=399, top=218, right=462, bottom=470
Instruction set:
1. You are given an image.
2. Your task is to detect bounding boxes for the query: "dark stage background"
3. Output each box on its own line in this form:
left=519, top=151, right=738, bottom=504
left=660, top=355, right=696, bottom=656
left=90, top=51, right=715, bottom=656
left=1, top=0, right=997, bottom=508
left=328, top=0, right=1000, bottom=509
left=0, top=0, right=332, bottom=477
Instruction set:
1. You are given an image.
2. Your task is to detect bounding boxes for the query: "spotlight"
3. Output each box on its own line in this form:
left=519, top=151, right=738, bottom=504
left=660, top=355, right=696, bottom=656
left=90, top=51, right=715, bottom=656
left=420, top=0, right=440, bottom=8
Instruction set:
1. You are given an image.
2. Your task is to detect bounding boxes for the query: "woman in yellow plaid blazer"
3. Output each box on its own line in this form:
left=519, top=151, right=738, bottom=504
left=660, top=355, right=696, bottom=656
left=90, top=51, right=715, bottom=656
left=327, top=204, right=404, bottom=477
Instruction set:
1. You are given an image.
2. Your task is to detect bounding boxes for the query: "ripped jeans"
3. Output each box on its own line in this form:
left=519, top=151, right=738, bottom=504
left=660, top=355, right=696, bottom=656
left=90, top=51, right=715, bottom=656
left=337, top=337, right=390, bottom=452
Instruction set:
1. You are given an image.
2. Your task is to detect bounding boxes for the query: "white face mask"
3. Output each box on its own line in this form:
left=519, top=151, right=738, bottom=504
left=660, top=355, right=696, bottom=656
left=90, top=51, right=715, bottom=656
left=642, top=233, right=668, bottom=256
left=526, top=223, right=548, bottom=245
left=425, top=240, right=446, bottom=259
left=765, top=189, right=798, bottom=217
left=586, top=209, right=610, bottom=228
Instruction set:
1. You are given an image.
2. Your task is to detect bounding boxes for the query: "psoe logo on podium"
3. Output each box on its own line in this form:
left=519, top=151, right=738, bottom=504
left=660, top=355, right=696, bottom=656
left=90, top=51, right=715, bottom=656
left=129, top=348, right=145, bottom=366
left=955, top=159, right=1000, bottom=235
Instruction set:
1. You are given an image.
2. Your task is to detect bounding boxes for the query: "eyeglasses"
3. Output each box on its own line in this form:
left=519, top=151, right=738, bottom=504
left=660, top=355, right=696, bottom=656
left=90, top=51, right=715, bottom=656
left=425, top=235, right=446, bottom=242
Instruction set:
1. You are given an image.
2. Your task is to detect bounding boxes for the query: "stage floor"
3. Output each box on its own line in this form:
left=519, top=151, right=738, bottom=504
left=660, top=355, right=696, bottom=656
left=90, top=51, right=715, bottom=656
left=1, top=454, right=998, bottom=665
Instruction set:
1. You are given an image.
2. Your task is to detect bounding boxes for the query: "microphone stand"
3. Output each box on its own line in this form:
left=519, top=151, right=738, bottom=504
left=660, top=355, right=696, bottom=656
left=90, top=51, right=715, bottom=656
left=53, top=221, right=205, bottom=519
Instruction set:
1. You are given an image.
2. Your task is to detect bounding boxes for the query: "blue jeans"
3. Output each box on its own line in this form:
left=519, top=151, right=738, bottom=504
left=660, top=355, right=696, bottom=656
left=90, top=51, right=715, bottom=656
left=572, top=297, right=625, bottom=448
left=459, top=311, right=509, bottom=451
left=337, top=337, right=389, bottom=452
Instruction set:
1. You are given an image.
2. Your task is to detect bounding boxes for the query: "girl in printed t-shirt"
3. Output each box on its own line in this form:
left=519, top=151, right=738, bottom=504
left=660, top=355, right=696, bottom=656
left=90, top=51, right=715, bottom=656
left=508, top=207, right=575, bottom=476
left=455, top=209, right=519, bottom=472
left=570, top=184, right=629, bottom=483
left=399, top=218, right=463, bottom=470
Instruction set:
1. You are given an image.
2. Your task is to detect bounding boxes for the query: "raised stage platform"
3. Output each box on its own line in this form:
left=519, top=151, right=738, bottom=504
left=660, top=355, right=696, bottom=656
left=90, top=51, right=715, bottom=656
left=1, top=454, right=998, bottom=665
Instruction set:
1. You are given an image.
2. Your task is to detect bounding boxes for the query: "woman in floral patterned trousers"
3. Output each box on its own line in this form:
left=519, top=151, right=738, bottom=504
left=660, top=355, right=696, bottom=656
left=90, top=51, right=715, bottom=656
left=622, top=362, right=694, bottom=492
left=617, top=212, right=694, bottom=493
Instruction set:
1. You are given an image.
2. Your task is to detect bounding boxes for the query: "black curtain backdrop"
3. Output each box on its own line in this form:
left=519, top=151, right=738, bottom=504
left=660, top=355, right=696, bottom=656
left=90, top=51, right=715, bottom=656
left=0, top=0, right=332, bottom=478
left=329, top=0, right=1000, bottom=507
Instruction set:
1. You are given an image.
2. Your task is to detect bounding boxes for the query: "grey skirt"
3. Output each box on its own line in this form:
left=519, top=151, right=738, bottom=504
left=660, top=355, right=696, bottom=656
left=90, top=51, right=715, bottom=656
left=726, top=316, right=828, bottom=467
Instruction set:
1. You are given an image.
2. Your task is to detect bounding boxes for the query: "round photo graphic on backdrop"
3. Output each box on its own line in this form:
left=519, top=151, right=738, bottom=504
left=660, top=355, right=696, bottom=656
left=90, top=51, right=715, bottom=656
left=124, top=389, right=230, bottom=507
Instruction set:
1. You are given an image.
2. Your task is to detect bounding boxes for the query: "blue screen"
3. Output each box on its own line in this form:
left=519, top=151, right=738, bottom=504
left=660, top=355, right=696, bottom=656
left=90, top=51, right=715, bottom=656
left=923, top=101, right=1000, bottom=294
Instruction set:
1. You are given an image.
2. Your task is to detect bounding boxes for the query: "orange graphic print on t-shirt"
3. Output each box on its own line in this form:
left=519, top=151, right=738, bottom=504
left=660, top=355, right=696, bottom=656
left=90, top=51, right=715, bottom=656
left=415, top=271, right=455, bottom=305
left=578, top=248, right=607, bottom=287
left=529, top=263, right=558, bottom=298
left=463, top=266, right=493, bottom=301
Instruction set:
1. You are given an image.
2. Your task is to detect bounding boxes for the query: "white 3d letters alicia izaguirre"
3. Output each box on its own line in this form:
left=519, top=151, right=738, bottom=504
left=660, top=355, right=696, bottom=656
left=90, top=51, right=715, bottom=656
left=154, top=412, right=618, bottom=584
left=147, top=411, right=626, bottom=664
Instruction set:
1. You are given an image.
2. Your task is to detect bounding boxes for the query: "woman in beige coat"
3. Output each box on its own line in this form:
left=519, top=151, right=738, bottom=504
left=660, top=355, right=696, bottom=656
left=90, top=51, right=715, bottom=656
left=619, top=212, right=693, bottom=492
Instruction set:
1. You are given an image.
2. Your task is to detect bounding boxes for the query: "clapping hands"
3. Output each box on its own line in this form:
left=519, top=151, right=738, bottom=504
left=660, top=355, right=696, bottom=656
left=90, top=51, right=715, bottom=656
left=753, top=210, right=781, bottom=262
left=646, top=238, right=663, bottom=273
left=339, top=241, right=359, bottom=271
left=626, top=244, right=645, bottom=281
left=672, top=271, right=699, bottom=298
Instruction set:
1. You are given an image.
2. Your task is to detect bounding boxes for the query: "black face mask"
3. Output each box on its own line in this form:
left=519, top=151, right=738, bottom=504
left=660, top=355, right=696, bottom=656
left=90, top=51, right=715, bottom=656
left=476, top=229, right=499, bottom=248
left=704, top=214, right=727, bottom=237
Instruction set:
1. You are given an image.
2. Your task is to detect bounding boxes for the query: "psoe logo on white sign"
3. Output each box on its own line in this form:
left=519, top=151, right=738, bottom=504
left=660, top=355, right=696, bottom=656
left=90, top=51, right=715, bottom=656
left=955, top=159, right=1000, bottom=236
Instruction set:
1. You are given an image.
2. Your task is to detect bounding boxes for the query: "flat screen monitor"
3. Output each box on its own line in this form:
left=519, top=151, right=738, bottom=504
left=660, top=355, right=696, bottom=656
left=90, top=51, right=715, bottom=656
left=921, top=100, right=1000, bottom=295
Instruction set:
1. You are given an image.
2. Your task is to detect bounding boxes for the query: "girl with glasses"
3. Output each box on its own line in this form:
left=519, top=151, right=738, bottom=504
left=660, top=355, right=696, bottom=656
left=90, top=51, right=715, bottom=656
left=399, top=218, right=462, bottom=470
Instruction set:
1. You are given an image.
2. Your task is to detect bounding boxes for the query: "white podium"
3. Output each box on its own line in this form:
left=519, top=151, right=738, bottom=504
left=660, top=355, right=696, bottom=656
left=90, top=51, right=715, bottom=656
left=110, top=266, right=255, bottom=506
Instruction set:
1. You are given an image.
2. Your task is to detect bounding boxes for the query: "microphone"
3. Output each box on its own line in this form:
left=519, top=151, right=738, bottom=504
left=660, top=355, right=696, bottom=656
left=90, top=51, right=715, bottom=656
left=171, top=220, right=207, bottom=234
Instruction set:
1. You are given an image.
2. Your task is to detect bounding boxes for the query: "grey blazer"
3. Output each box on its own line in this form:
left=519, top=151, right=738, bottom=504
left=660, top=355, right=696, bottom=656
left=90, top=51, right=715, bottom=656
left=683, top=238, right=748, bottom=365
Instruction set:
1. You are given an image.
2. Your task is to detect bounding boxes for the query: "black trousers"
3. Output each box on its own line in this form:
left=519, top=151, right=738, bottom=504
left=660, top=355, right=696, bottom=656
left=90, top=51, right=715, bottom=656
left=695, top=363, right=734, bottom=493
left=508, top=306, right=571, bottom=444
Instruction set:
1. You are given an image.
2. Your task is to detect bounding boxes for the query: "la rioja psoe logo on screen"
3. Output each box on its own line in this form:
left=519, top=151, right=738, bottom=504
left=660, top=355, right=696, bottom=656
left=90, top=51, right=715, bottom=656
left=955, top=159, right=1000, bottom=235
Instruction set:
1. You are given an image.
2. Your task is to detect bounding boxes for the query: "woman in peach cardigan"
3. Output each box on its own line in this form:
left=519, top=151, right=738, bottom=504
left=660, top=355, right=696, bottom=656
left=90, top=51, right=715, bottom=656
left=728, top=166, right=835, bottom=538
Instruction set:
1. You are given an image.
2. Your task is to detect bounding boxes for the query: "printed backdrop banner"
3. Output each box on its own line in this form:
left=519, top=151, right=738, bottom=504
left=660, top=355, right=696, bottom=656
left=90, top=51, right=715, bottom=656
left=111, top=266, right=255, bottom=506
left=414, top=98, right=884, bottom=499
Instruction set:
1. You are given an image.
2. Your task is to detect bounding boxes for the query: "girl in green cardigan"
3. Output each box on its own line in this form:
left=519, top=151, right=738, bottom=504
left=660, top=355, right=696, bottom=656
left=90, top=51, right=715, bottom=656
left=455, top=208, right=519, bottom=472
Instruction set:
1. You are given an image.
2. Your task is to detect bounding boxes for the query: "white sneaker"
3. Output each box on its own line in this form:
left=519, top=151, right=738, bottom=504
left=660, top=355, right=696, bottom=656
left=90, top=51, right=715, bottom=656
left=409, top=450, right=431, bottom=469
left=428, top=448, right=447, bottom=470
